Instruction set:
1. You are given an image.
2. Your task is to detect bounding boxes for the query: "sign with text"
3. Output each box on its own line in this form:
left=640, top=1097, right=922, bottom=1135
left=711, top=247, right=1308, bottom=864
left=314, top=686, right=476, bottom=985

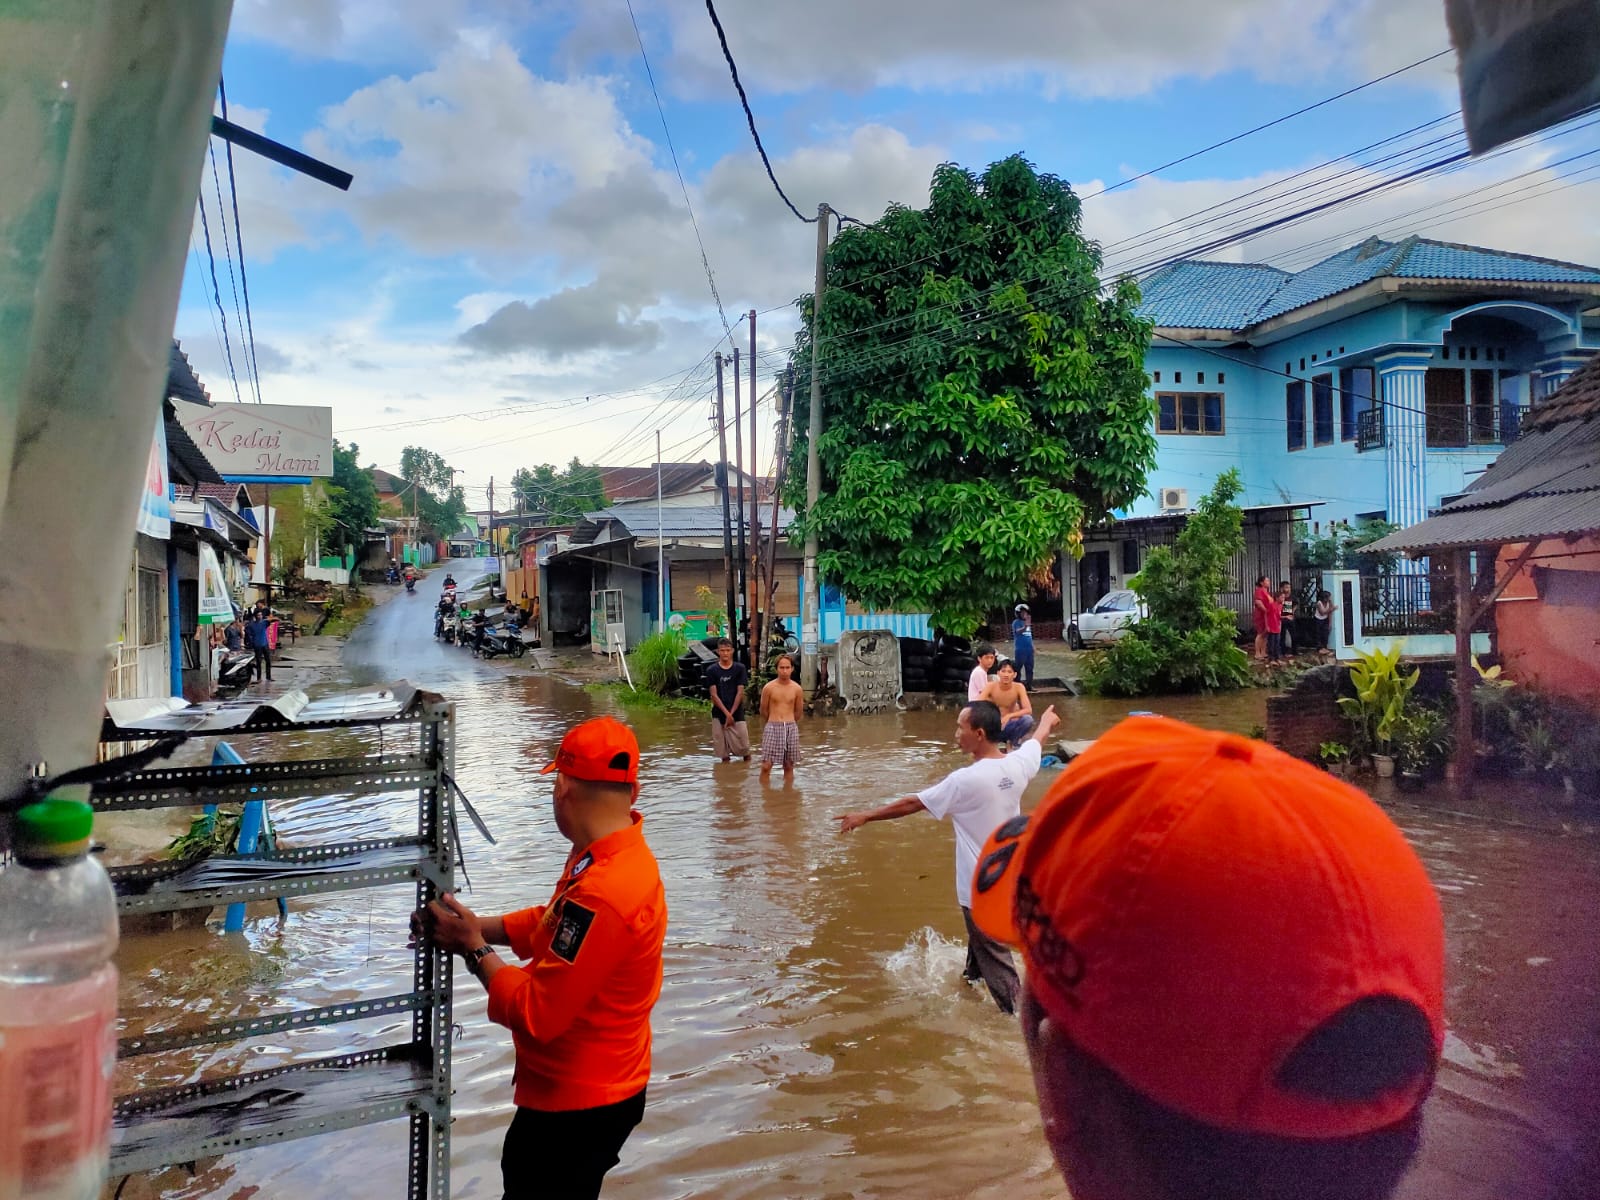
left=836, top=629, right=902, bottom=713
left=173, top=399, right=333, bottom=479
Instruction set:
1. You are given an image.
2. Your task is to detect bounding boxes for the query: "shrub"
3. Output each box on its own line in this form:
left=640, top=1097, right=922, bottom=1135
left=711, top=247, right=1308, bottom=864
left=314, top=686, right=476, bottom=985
left=1080, top=470, right=1251, bottom=696
left=629, top=628, right=688, bottom=695
left=1337, top=644, right=1419, bottom=756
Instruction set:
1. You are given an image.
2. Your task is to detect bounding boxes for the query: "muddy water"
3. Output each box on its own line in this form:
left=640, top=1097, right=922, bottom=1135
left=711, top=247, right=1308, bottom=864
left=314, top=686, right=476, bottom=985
left=110, top=662, right=1600, bottom=1199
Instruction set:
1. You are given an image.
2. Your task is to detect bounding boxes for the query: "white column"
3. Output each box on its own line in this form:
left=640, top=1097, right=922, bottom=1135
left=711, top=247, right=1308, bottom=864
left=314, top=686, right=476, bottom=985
left=1376, top=351, right=1433, bottom=562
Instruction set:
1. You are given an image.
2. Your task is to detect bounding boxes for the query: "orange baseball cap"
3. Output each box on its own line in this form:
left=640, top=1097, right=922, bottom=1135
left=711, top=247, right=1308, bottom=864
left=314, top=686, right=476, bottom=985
left=971, top=716, right=1444, bottom=1139
left=540, top=716, right=640, bottom=785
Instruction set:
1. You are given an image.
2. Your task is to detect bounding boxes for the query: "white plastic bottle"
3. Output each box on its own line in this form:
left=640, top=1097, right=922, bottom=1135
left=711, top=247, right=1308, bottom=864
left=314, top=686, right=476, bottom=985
left=0, top=796, right=119, bottom=1200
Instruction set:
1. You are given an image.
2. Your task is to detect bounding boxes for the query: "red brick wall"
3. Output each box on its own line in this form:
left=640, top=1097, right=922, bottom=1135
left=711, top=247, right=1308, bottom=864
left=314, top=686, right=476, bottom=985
left=1265, top=664, right=1345, bottom=763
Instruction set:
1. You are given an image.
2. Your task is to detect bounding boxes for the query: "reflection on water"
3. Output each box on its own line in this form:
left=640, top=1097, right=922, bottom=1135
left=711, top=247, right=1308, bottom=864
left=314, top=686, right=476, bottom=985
left=108, top=665, right=1600, bottom=1199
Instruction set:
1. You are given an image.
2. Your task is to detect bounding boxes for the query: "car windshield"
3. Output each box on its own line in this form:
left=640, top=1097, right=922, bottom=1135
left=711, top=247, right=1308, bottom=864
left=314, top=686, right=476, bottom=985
left=1093, top=591, right=1135, bottom=613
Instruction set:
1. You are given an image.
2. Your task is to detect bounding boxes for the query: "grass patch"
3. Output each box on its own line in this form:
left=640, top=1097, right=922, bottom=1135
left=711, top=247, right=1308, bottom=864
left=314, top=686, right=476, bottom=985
left=318, top=589, right=374, bottom=638
left=584, top=681, right=705, bottom=715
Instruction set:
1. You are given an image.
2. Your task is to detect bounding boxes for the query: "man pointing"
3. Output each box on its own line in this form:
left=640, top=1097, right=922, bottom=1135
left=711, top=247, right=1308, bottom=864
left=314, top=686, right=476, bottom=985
left=419, top=716, right=668, bottom=1199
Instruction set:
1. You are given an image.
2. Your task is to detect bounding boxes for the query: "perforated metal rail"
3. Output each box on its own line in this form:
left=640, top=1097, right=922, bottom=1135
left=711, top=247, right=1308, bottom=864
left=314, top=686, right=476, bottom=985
left=91, top=692, right=456, bottom=1198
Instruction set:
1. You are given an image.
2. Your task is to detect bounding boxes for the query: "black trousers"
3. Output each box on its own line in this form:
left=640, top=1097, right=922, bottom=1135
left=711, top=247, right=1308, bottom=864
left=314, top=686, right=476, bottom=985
left=961, top=906, right=1020, bottom=1014
left=501, top=1089, right=646, bottom=1200
left=253, top=645, right=272, bottom=680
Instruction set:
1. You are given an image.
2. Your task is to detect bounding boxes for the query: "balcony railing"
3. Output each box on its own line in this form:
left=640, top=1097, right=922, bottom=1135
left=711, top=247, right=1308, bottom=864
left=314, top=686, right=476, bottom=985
left=1356, top=406, right=1385, bottom=452
left=1360, top=574, right=1450, bottom=636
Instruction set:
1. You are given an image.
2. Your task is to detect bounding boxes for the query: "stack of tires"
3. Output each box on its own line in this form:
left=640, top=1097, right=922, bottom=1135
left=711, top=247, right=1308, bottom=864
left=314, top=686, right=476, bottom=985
left=933, top=634, right=977, bottom=694
left=900, top=637, right=934, bottom=693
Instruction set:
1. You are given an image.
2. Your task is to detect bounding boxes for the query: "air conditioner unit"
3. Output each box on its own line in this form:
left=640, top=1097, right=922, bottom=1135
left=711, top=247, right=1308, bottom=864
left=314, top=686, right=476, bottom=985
left=1158, top=487, right=1189, bottom=512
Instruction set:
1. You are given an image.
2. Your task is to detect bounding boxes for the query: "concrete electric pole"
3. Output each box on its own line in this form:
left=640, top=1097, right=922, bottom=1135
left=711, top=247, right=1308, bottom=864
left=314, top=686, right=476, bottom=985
left=800, top=202, right=830, bottom=691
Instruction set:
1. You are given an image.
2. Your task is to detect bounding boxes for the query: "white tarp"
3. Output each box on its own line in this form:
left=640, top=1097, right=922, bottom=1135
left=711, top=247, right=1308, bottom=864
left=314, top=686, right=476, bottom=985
left=173, top=399, right=334, bottom=479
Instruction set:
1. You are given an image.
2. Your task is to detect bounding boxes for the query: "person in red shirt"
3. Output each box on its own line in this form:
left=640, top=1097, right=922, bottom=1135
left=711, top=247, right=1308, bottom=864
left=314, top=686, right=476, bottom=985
left=1252, top=574, right=1275, bottom=660
left=419, top=716, right=667, bottom=1199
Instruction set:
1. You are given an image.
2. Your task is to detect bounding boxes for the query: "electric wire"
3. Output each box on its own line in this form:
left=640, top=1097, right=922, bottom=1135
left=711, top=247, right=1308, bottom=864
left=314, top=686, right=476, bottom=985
left=218, top=77, right=265, bottom=404
left=207, top=138, right=254, bottom=404
left=703, top=0, right=816, bottom=224
left=627, top=0, right=738, bottom=349
left=194, top=187, right=243, bottom=405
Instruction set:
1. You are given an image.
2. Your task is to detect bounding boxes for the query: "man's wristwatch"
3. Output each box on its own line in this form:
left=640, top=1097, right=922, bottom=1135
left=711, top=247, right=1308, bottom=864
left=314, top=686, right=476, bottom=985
left=463, top=944, right=494, bottom=970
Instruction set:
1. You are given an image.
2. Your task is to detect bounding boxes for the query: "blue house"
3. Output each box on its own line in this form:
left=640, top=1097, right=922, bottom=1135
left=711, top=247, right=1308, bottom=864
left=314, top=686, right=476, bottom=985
left=1062, top=236, right=1600, bottom=627
left=1132, top=235, right=1600, bottom=529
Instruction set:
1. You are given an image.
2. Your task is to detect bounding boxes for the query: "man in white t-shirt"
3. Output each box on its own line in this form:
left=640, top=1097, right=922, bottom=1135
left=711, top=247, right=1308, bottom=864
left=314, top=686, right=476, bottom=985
left=837, top=699, right=1060, bottom=1013
left=967, top=642, right=997, bottom=702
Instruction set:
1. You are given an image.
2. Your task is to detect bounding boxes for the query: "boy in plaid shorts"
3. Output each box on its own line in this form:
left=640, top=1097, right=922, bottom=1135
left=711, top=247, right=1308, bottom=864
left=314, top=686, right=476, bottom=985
left=759, top=654, right=805, bottom=782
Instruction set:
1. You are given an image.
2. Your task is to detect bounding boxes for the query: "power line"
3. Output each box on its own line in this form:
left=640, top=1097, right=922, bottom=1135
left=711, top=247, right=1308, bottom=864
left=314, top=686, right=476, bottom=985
left=206, top=138, right=254, bottom=404
left=627, top=0, right=738, bottom=350
left=703, top=0, right=815, bottom=224
left=1083, top=49, right=1455, bottom=202
left=194, top=187, right=243, bottom=405
left=218, top=78, right=264, bottom=404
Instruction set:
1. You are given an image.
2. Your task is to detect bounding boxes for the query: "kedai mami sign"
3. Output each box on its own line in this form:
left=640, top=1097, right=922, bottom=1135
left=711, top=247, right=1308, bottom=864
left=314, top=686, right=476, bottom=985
left=173, top=400, right=334, bottom=481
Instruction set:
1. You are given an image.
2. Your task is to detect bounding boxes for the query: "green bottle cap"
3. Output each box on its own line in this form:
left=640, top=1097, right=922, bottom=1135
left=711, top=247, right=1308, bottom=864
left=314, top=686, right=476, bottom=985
left=15, top=796, right=94, bottom=851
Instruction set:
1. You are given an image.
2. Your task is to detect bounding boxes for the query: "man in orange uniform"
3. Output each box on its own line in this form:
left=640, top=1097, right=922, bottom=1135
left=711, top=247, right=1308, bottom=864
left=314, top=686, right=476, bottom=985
left=421, top=716, right=667, bottom=1199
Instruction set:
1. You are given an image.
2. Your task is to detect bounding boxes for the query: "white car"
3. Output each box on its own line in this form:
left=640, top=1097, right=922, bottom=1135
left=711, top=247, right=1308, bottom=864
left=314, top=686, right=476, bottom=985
left=1068, top=589, right=1146, bottom=648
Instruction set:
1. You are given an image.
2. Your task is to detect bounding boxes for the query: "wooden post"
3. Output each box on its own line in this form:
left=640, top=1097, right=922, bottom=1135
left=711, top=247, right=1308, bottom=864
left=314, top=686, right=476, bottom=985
left=748, top=309, right=760, bottom=670
left=715, top=354, right=736, bottom=639
left=1452, top=547, right=1475, bottom=797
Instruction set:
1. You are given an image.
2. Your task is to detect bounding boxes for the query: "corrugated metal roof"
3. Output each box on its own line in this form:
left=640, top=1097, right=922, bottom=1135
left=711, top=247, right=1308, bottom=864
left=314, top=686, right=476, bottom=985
left=1364, top=490, right=1600, bottom=551
left=570, top=503, right=794, bottom=546
left=599, top=462, right=713, bottom=500
left=167, top=341, right=210, bottom=405
left=1142, top=235, right=1600, bottom=332
left=1366, top=400, right=1600, bottom=552
left=1525, top=354, right=1600, bottom=430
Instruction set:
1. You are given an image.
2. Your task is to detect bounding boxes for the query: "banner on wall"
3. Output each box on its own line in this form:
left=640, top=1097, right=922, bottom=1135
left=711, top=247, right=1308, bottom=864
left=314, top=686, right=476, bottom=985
left=136, top=415, right=172, bottom=539
left=197, top=544, right=234, bottom=623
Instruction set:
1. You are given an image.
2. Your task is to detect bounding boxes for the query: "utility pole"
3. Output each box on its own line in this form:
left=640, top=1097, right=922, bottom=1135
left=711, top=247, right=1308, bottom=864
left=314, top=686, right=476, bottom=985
left=748, top=309, right=760, bottom=670
left=488, top=475, right=495, bottom=575
left=801, top=202, right=830, bottom=691
left=732, top=346, right=747, bottom=661
left=763, top=365, right=795, bottom=636
left=262, top=483, right=272, bottom=607
left=715, top=354, right=736, bottom=640
left=656, top=431, right=666, bottom=634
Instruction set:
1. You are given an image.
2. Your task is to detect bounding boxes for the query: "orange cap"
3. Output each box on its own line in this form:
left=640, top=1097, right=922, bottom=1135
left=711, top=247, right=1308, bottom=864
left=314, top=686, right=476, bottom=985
left=970, top=716, right=1444, bottom=1139
left=540, top=716, right=640, bottom=785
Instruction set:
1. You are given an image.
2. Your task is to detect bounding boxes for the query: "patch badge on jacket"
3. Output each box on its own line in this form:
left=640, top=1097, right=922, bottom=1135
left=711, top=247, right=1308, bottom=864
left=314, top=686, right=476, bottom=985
left=569, top=852, right=593, bottom=880
left=550, top=900, right=596, bottom=963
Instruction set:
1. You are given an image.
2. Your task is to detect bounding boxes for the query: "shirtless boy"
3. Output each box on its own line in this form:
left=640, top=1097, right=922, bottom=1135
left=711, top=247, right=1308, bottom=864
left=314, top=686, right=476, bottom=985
left=759, top=654, right=805, bottom=781
left=979, top=659, right=1034, bottom=747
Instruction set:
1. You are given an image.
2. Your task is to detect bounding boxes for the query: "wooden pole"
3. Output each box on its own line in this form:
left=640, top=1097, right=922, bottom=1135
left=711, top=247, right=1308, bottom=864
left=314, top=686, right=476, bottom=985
left=732, top=347, right=747, bottom=657
left=748, top=309, right=760, bottom=669
left=1452, top=547, right=1475, bottom=797
left=715, top=354, right=736, bottom=639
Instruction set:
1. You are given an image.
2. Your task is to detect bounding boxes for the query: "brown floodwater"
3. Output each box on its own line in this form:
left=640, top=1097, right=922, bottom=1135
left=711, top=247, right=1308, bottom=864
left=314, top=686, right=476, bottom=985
left=106, top=598, right=1600, bottom=1199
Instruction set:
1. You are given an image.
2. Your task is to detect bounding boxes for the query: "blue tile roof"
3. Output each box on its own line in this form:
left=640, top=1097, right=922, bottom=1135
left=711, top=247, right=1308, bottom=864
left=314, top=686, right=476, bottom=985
left=1139, top=236, right=1600, bottom=331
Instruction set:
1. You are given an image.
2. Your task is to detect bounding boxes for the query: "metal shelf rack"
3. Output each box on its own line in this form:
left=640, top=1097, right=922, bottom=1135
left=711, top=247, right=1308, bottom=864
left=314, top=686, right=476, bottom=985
left=91, top=686, right=456, bottom=1198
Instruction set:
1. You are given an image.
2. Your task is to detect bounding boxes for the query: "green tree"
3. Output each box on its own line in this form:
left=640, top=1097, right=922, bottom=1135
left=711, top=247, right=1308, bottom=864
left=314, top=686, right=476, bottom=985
left=510, top=458, right=606, bottom=523
left=1082, top=469, right=1251, bottom=696
left=786, top=155, right=1156, bottom=632
left=324, top=441, right=380, bottom=553
left=398, top=444, right=468, bottom=542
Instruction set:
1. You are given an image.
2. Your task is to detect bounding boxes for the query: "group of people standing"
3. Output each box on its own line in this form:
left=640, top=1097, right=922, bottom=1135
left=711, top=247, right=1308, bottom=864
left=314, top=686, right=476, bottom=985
left=704, top=638, right=805, bottom=781
left=1253, top=576, right=1336, bottom=661
left=213, top=602, right=279, bottom=682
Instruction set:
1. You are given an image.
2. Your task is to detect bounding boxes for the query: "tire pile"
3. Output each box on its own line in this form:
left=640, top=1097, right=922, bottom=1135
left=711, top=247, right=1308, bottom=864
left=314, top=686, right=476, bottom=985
left=901, top=634, right=977, bottom=694
left=899, top=637, right=935, bottom=692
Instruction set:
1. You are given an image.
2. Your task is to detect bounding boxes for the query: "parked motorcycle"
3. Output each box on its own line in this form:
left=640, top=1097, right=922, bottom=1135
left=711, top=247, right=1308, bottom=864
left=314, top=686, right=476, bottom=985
left=476, top=622, right=526, bottom=660
left=385, top=565, right=400, bottom=585
left=216, top=648, right=257, bottom=694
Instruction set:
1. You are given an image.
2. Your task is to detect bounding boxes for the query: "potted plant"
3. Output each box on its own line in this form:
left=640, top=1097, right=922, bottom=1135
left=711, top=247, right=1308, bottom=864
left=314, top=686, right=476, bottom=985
left=1392, top=705, right=1453, bottom=793
left=1318, top=741, right=1352, bottom=778
left=1337, top=645, right=1418, bottom=779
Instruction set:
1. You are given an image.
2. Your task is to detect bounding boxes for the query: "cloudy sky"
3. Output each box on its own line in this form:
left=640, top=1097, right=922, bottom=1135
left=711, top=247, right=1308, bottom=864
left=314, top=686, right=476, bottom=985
left=175, top=0, right=1600, bottom=508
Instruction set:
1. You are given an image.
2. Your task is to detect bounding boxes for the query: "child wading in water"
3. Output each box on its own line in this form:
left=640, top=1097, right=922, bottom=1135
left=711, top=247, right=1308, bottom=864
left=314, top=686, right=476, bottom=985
left=759, top=654, right=805, bottom=782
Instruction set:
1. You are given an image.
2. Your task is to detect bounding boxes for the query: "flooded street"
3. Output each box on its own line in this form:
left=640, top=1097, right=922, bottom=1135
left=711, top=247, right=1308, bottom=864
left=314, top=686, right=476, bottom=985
left=111, top=565, right=1600, bottom=1199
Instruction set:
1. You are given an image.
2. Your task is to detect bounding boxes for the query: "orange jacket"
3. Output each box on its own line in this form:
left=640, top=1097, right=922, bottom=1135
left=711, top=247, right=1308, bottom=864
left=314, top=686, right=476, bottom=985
left=486, top=813, right=667, bottom=1111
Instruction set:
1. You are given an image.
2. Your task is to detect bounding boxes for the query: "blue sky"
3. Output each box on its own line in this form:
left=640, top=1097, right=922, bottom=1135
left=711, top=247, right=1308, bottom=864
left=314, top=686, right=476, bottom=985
left=173, top=0, right=1600, bottom=510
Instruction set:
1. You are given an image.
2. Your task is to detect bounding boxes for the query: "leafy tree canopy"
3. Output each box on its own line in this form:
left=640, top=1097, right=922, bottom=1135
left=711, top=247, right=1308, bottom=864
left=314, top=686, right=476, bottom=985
left=396, top=444, right=468, bottom=541
left=324, top=440, right=380, bottom=551
left=510, top=458, right=606, bottom=523
left=786, top=154, right=1157, bottom=632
